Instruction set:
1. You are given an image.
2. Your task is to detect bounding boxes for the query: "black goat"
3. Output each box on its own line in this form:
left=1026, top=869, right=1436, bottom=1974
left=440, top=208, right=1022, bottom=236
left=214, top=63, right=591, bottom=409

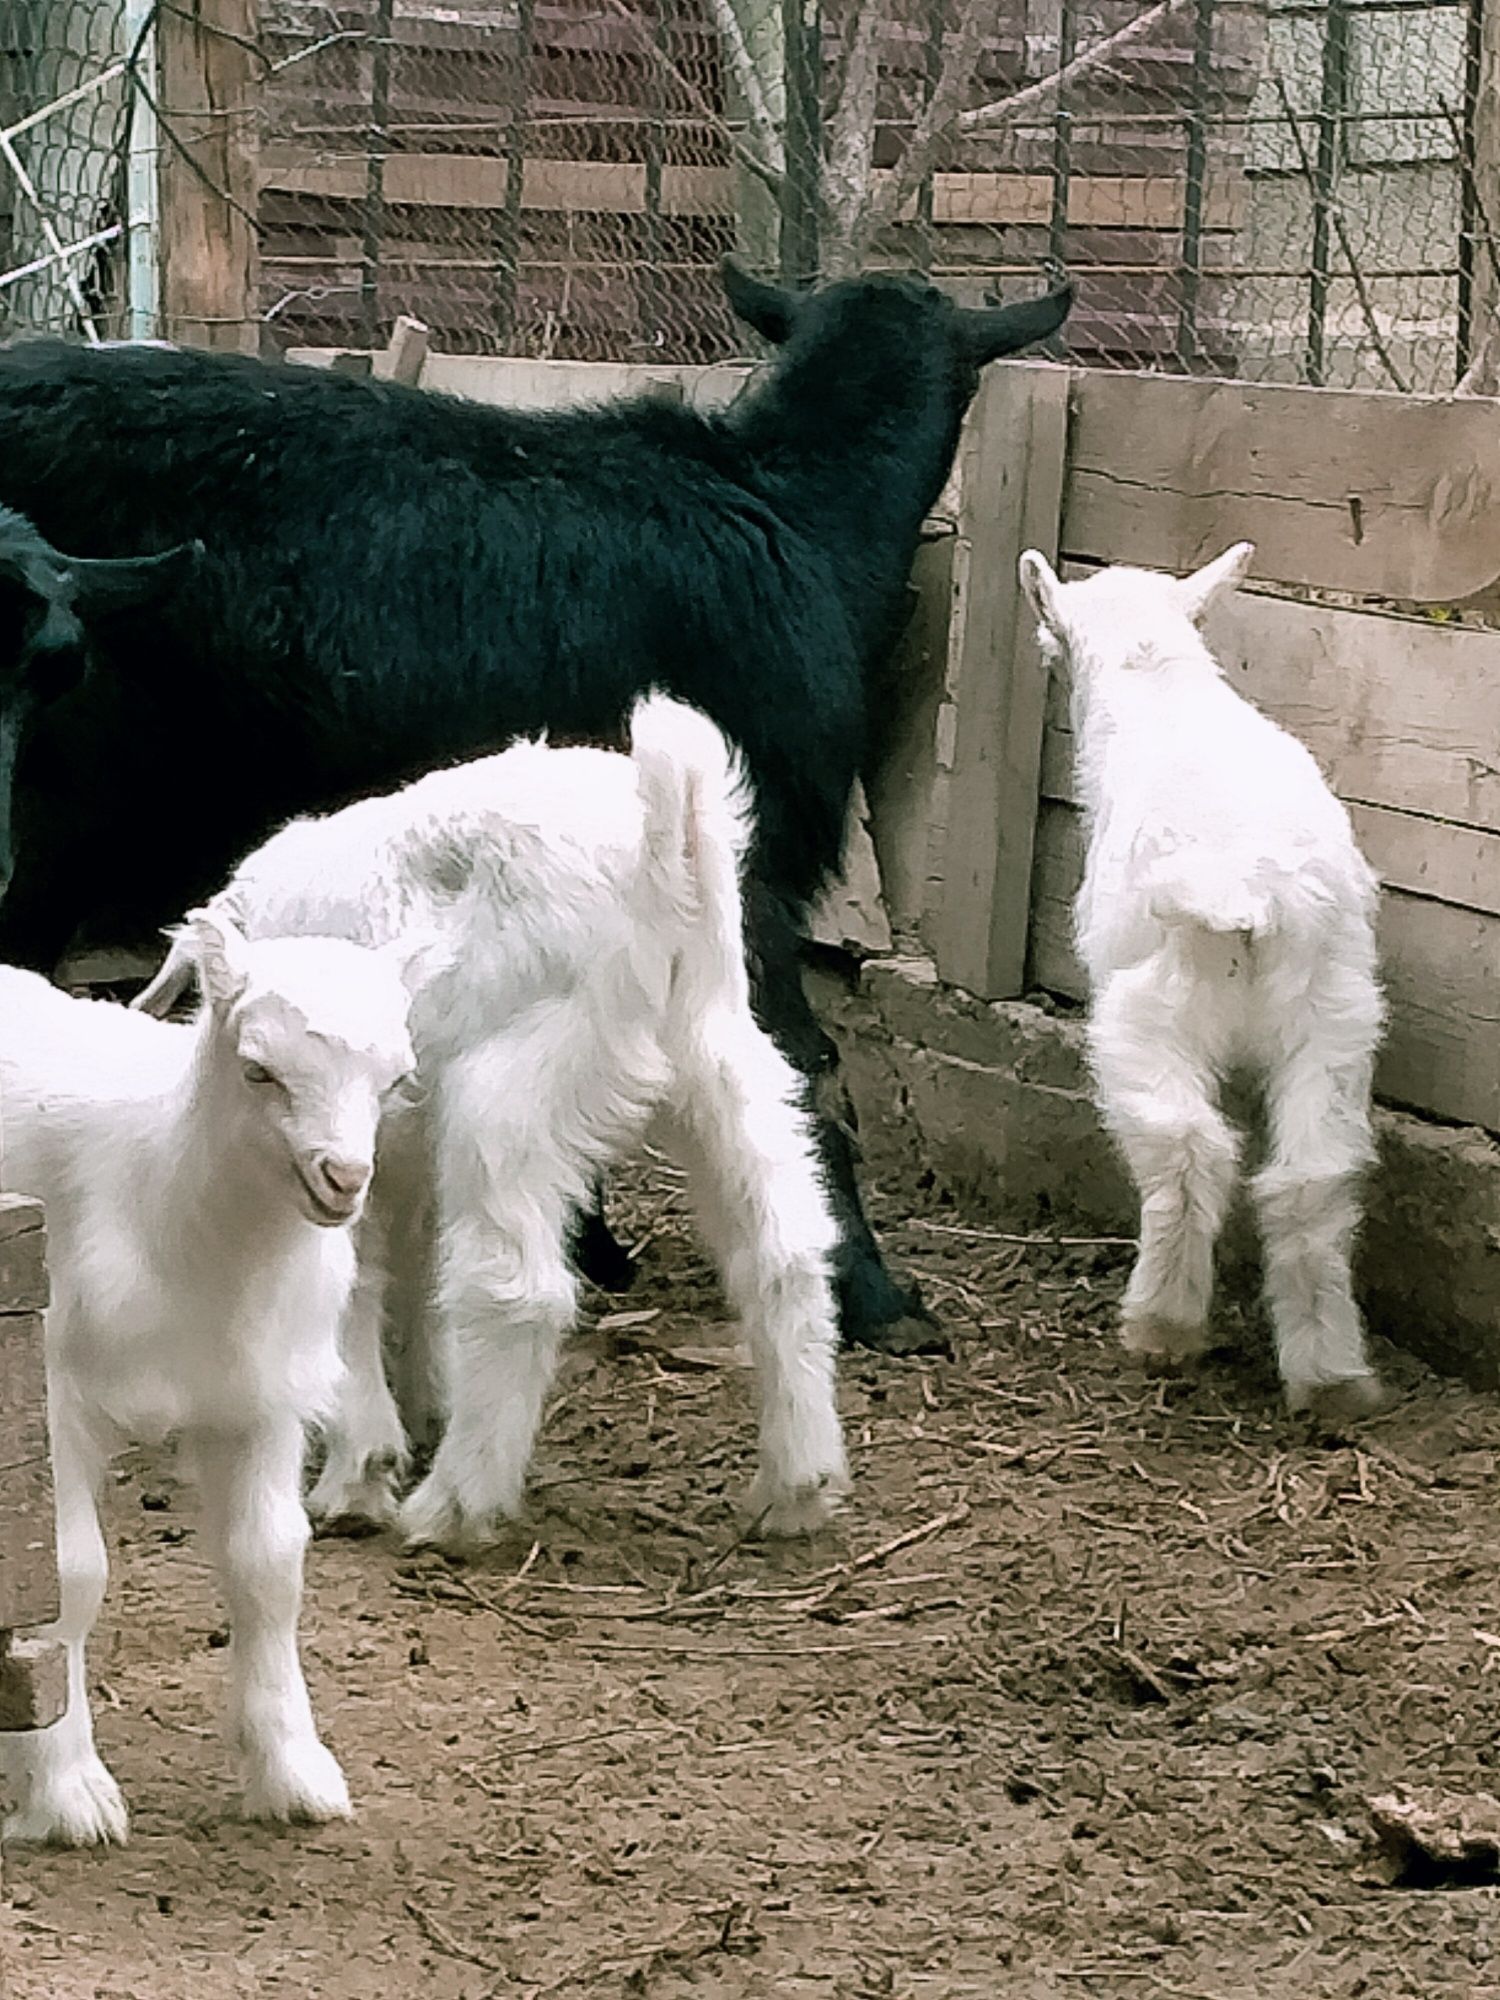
left=0, top=259, right=1072, bottom=1355
left=0, top=508, right=199, bottom=899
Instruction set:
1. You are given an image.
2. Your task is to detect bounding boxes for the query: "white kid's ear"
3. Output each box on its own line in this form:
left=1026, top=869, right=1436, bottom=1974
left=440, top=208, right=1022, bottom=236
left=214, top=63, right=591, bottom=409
left=187, top=905, right=250, bottom=1009
left=1177, top=541, right=1255, bottom=625
left=1018, top=549, right=1066, bottom=637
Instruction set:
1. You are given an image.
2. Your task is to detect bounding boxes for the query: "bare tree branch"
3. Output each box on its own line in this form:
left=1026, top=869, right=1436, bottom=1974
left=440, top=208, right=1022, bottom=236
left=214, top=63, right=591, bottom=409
left=957, top=0, right=1187, bottom=135
left=705, top=0, right=786, bottom=174
left=601, top=0, right=785, bottom=198
left=822, top=0, right=888, bottom=264
left=847, top=0, right=990, bottom=257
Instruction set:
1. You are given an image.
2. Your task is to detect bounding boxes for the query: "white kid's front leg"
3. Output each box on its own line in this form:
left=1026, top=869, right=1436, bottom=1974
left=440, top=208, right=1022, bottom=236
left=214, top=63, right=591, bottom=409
left=189, top=1418, right=351, bottom=1824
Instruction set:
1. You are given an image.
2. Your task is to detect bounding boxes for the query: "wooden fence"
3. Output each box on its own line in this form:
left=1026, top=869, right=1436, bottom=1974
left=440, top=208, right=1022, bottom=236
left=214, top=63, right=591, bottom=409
left=0, top=1195, right=63, bottom=1738
left=901, top=362, right=1500, bottom=1137
left=284, top=335, right=1500, bottom=1138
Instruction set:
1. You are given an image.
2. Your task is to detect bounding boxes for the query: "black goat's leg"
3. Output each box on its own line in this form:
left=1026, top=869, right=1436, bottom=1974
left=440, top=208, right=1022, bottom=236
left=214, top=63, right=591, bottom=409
left=567, top=1185, right=638, bottom=1294
left=745, top=883, right=948, bottom=1359
left=0, top=853, right=84, bottom=975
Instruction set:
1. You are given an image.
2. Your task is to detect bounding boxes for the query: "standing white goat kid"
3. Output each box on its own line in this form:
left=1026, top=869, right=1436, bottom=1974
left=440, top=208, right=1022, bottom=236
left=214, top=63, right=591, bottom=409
left=0, top=915, right=414, bottom=1845
left=1018, top=543, right=1385, bottom=1419
left=133, top=695, right=849, bottom=1553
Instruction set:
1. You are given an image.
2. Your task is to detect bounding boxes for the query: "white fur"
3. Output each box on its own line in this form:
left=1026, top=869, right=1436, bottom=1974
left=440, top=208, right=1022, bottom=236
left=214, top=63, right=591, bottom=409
left=135, top=694, right=849, bottom=1552
left=1018, top=545, right=1386, bottom=1418
left=0, top=916, right=414, bottom=1846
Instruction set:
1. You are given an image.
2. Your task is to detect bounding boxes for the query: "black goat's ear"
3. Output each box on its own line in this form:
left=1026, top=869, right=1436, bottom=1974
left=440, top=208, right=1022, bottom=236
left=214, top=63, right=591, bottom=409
left=958, top=281, right=1075, bottom=365
left=720, top=257, right=801, bottom=344
left=66, top=538, right=203, bottom=617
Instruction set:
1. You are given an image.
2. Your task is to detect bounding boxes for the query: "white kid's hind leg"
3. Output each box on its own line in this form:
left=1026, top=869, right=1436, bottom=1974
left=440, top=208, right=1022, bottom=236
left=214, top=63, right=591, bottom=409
left=189, top=1418, right=350, bottom=1825
left=1090, top=974, right=1239, bottom=1368
left=1255, top=1033, right=1382, bottom=1421
left=398, top=1030, right=610, bottom=1554
left=1, top=1413, right=127, bottom=1848
left=307, top=1208, right=406, bottom=1531
left=664, top=1013, right=848, bottom=1537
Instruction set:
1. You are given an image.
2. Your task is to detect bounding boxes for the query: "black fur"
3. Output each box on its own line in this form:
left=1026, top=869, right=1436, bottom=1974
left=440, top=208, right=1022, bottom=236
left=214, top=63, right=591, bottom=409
left=0, top=263, right=1072, bottom=1354
left=0, top=506, right=198, bottom=900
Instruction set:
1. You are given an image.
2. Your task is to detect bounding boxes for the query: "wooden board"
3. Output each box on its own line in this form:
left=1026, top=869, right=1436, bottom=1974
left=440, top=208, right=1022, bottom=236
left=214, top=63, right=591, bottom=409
left=1063, top=371, right=1500, bottom=604
left=932, top=362, right=1070, bottom=999
left=0, top=1199, right=57, bottom=1635
left=260, top=150, right=1242, bottom=235
left=159, top=0, right=260, bottom=352
left=0, top=1635, right=66, bottom=1732
left=1027, top=800, right=1500, bottom=1133
left=1036, top=589, right=1500, bottom=926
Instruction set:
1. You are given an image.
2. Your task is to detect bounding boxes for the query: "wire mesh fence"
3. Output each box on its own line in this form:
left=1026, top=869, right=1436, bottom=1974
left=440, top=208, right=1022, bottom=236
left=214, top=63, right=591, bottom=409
left=0, top=0, right=1493, bottom=390
left=0, top=1, right=135, bottom=342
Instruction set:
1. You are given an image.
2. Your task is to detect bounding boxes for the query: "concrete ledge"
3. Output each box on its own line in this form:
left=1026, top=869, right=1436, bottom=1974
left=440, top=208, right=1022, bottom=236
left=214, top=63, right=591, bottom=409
left=811, top=953, right=1500, bottom=1388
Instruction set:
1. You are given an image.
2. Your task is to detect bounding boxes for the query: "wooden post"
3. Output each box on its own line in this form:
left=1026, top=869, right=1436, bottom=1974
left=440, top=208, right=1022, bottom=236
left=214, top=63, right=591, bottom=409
left=0, top=1195, right=64, bottom=1737
left=158, top=0, right=261, bottom=352
left=1467, top=0, right=1500, bottom=376
left=931, top=362, right=1071, bottom=999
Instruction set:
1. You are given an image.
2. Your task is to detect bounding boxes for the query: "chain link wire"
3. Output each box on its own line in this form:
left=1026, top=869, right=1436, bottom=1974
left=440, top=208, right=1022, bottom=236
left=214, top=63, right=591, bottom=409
left=0, top=1, right=134, bottom=341
left=0, top=0, right=1490, bottom=388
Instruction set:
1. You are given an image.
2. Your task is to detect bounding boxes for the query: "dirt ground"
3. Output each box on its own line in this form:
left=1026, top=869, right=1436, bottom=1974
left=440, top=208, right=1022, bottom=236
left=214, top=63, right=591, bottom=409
left=6, top=1156, right=1500, bottom=2000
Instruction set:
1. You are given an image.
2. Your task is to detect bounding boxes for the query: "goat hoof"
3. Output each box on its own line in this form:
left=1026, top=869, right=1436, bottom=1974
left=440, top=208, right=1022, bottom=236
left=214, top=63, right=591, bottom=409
left=570, top=1210, right=638, bottom=1294
left=842, top=1308, right=951, bottom=1360
left=1288, top=1374, right=1386, bottom=1430
left=1120, top=1315, right=1210, bottom=1367
left=398, top=1476, right=511, bottom=1557
left=242, top=1736, right=352, bottom=1825
left=745, top=1469, right=851, bottom=1538
left=306, top=1452, right=403, bottom=1535
left=3, top=1758, right=129, bottom=1848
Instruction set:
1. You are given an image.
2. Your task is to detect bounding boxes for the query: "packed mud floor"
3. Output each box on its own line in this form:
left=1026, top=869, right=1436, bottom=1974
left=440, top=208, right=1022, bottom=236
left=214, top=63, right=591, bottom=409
left=6, top=1160, right=1500, bottom=1998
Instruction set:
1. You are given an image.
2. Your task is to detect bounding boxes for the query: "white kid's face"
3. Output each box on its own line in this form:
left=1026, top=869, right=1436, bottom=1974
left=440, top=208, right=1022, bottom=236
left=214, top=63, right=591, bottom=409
left=194, top=916, right=416, bottom=1228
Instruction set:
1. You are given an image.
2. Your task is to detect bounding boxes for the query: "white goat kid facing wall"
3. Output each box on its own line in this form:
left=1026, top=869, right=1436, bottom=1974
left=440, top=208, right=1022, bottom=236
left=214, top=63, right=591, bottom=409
left=0, top=915, right=415, bottom=1846
left=134, top=695, right=849, bottom=1554
left=1017, top=544, right=1386, bottom=1421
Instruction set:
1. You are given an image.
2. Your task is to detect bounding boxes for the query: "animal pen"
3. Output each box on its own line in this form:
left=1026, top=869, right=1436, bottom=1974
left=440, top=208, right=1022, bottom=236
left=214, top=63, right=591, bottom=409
left=4, top=2, right=1500, bottom=1995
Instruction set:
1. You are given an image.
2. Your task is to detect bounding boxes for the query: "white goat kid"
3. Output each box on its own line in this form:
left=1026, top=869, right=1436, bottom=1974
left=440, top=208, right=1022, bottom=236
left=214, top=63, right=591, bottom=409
left=0, top=915, right=414, bottom=1845
left=1018, top=543, right=1385, bottom=1420
left=134, top=695, right=849, bottom=1553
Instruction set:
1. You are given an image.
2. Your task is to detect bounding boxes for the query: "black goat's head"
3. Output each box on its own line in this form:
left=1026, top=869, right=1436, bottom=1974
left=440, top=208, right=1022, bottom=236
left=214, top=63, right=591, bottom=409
left=0, top=509, right=201, bottom=902
left=721, top=258, right=1075, bottom=385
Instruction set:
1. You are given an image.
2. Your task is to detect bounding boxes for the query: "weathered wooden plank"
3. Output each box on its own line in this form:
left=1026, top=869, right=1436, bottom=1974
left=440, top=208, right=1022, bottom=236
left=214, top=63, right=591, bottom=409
left=1027, top=799, right=1500, bottom=1132
left=0, top=1304, right=58, bottom=1634
left=933, top=363, right=1071, bottom=1000
left=809, top=781, right=893, bottom=958
left=1063, top=371, right=1500, bottom=604
left=259, top=150, right=1242, bottom=234
left=865, top=531, right=960, bottom=948
left=404, top=355, right=698, bottom=409
left=0, top=1635, right=66, bottom=1732
left=1038, top=736, right=1500, bottom=921
left=0, top=1195, right=47, bottom=1312
left=1038, top=590, right=1500, bottom=838
left=376, top=315, right=430, bottom=387
left=159, top=0, right=260, bottom=352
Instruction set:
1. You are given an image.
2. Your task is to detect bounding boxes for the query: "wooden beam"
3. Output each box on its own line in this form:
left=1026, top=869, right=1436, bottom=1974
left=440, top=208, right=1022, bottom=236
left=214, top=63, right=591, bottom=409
left=1467, top=0, right=1500, bottom=376
left=0, top=1635, right=66, bottom=1732
left=159, top=0, right=261, bottom=351
left=932, top=362, right=1071, bottom=999
left=376, top=315, right=430, bottom=386
left=0, top=1199, right=57, bottom=1636
left=1039, top=590, right=1500, bottom=845
left=1027, top=800, right=1500, bottom=1133
left=1063, top=370, right=1500, bottom=604
left=259, top=150, right=1242, bottom=234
